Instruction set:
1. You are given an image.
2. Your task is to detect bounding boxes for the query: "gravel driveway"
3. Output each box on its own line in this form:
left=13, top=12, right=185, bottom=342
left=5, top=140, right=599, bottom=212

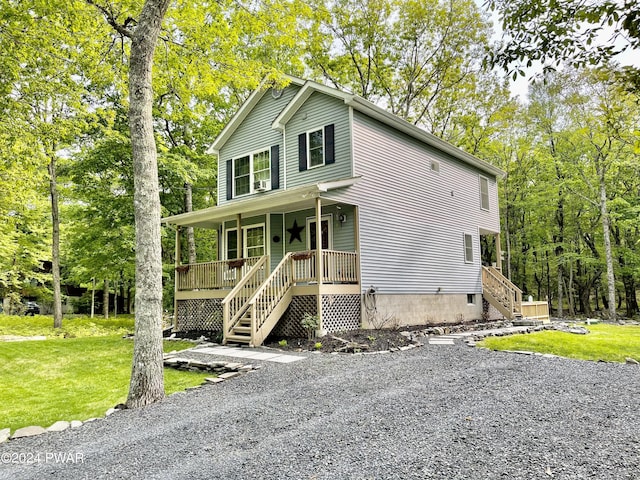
left=1, top=344, right=638, bottom=479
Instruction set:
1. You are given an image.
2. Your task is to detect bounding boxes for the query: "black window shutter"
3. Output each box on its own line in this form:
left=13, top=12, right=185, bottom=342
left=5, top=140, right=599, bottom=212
left=226, top=159, right=233, bottom=200
left=270, top=145, right=280, bottom=190
left=325, top=124, right=335, bottom=165
left=298, top=133, right=307, bottom=172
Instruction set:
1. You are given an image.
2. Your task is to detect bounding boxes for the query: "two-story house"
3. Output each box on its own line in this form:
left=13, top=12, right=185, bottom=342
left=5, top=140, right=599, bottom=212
left=163, top=76, right=536, bottom=346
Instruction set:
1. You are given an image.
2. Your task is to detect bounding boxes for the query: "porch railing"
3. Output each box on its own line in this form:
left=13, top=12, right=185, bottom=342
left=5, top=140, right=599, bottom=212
left=176, top=256, right=262, bottom=291
left=291, top=250, right=358, bottom=284
left=222, top=256, right=269, bottom=333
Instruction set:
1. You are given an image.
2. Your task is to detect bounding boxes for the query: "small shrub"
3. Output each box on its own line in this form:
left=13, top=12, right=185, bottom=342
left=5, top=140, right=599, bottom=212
left=278, top=339, right=288, bottom=347
left=301, top=313, right=320, bottom=340
left=314, top=342, right=323, bottom=350
left=367, top=335, right=376, bottom=342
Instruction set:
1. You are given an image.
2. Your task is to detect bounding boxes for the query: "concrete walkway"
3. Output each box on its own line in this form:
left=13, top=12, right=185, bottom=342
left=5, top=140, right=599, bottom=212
left=190, top=345, right=306, bottom=364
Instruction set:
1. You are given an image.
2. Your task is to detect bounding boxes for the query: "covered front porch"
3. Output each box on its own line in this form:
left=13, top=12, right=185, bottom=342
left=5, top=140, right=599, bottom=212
left=164, top=181, right=362, bottom=346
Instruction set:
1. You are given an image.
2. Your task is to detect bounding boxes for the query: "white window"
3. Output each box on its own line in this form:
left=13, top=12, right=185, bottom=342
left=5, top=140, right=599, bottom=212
left=308, top=128, right=325, bottom=168
left=480, top=176, right=489, bottom=210
left=225, top=224, right=265, bottom=259
left=233, top=149, right=270, bottom=197
left=464, top=234, right=474, bottom=263
left=467, top=294, right=475, bottom=305
left=244, top=225, right=265, bottom=258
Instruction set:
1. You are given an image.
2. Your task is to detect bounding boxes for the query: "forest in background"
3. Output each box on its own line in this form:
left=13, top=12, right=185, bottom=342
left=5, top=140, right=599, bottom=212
left=1, top=0, right=639, bottom=320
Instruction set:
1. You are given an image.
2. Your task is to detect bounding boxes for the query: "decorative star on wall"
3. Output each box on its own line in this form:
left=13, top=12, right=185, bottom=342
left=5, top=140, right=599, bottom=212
left=286, top=219, right=304, bottom=244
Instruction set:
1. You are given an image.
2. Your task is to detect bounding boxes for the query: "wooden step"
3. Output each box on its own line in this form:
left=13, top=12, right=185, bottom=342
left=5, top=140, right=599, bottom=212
left=225, top=334, right=252, bottom=344
left=233, top=326, right=251, bottom=334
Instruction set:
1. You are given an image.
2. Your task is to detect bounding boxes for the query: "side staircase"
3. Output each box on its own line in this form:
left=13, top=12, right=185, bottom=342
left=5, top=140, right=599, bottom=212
left=222, top=253, right=296, bottom=346
left=482, top=266, right=523, bottom=320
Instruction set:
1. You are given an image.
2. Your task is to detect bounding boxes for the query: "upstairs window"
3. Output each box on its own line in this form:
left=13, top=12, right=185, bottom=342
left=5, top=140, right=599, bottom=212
left=480, top=176, right=489, bottom=210
left=232, top=149, right=270, bottom=197
left=234, top=156, right=251, bottom=196
left=308, top=128, right=325, bottom=168
left=298, top=124, right=335, bottom=172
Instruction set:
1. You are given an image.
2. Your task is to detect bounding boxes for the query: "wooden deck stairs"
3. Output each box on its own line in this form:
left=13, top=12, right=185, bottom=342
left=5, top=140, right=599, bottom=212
left=222, top=253, right=296, bottom=346
left=481, top=266, right=523, bottom=320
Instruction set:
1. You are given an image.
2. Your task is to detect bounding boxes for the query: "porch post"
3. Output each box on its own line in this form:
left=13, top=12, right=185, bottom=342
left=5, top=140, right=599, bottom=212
left=173, top=226, right=181, bottom=330
left=315, top=197, right=324, bottom=332
left=495, top=233, right=502, bottom=273
left=236, top=213, right=242, bottom=258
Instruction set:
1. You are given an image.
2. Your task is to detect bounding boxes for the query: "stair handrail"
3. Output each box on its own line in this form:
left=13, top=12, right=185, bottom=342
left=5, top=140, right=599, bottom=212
left=245, top=252, right=295, bottom=338
left=482, top=266, right=523, bottom=315
left=222, top=255, right=269, bottom=336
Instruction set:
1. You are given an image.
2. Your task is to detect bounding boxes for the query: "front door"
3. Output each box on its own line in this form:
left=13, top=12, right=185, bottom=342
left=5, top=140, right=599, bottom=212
left=307, top=215, right=332, bottom=251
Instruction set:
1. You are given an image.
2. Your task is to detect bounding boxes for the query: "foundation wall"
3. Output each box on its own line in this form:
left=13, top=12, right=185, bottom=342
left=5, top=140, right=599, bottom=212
left=363, top=293, right=485, bottom=327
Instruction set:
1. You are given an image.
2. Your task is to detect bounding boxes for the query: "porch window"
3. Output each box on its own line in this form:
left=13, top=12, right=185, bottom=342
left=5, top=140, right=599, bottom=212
left=480, top=176, right=489, bottom=210
left=225, top=225, right=265, bottom=258
left=245, top=226, right=265, bottom=257
left=464, top=233, right=474, bottom=263
left=232, top=149, right=271, bottom=197
left=226, top=229, right=238, bottom=259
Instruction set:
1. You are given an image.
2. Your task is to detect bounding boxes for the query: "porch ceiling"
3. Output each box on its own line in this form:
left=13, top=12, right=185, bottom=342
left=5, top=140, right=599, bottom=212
left=162, top=177, right=359, bottom=229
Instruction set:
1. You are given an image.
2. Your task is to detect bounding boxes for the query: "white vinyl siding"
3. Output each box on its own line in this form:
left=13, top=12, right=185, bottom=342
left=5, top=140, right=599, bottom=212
left=322, top=111, right=500, bottom=294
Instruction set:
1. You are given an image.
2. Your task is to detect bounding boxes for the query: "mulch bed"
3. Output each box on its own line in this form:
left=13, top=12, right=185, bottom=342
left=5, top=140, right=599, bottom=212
left=264, top=328, right=414, bottom=353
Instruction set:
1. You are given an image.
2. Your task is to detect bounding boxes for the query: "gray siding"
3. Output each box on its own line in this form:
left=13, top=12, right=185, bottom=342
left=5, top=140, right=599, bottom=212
left=326, top=111, right=500, bottom=295
left=269, top=213, right=285, bottom=270
left=218, top=85, right=300, bottom=204
left=285, top=92, right=352, bottom=187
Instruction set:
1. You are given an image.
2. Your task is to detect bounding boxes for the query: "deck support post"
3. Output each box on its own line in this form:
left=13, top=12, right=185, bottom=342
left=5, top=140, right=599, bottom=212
left=495, top=232, right=502, bottom=273
left=173, top=226, right=181, bottom=330
left=315, top=197, right=324, bottom=333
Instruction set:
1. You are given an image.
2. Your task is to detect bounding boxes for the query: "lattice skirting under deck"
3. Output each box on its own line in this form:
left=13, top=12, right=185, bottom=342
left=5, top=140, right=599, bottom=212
left=322, top=294, right=361, bottom=333
left=271, top=294, right=361, bottom=337
left=271, top=295, right=317, bottom=338
left=175, top=298, right=223, bottom=332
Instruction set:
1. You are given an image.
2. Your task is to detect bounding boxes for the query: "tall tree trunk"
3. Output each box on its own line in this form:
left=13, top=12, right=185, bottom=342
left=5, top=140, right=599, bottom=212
left=103, top=279, right=109, bottom=319
left=91, top=278, right=96, bottom=318
left=598, top=177, right=616, bottom=320
left=126, top=0, right=171, bottom=409
left=48, top=156, right=63, bottom=328
left=184, top=182, right=197, bottom=264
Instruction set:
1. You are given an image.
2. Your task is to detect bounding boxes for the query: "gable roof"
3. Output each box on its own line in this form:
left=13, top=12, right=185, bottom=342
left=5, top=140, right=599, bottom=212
left=208, top=75, right=504, bottom=178
left=206, top=76, right=306, bottom=155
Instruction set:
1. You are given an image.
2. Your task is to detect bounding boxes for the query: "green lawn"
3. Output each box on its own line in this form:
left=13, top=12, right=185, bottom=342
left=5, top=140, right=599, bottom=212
left=480, top=323, right=640, bottom=363
left=0, top=314, right=137, bottom=338
left=0, top=315, right=210, bottom=432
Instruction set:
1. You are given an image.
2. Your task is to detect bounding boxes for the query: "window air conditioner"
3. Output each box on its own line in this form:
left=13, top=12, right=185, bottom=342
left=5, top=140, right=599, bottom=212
left=254, top=179, right=269, bottom=192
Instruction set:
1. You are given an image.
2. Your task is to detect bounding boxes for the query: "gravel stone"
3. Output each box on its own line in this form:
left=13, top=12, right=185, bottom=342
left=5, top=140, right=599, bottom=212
left=0, top=346, right=638, bottom=479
